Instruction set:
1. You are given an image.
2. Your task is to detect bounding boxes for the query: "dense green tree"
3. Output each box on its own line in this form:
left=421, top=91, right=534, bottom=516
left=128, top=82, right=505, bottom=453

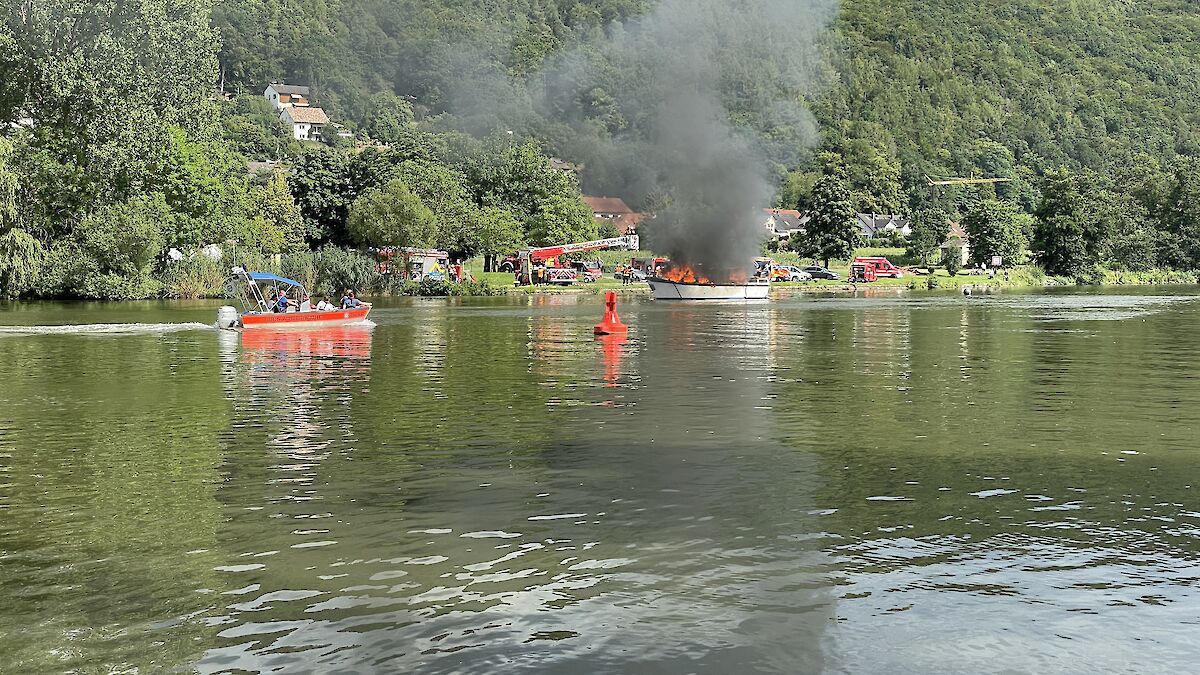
left=290, top=148, right=353, bottom=243
left=962, top=199, right=1024, bottom=267
left=347, top=178, right=437, bottom=249
left=1161, top=157, right=1200, bottom=269
left=477, top=207, right=525, bottom=271
left=221, top=95, right=298, bottom=160
left=395, top=161, right=477, bottom=256
left=1033, top=180, right=1084, bottom=275
left=244, top=172, right=306, bottom=252
left=526, top=195, right=596, bottom=246
left=777, top=169, right=818, bottom=210
left=71, top=195, right=173, bottom=299
left=907, top=208, right=948, bottom=267
left=473, top=141, right=583, bottom=222
left=942, top=247, right=961, bottom=277
left=0, top=138, right=43, bottom=296
left=364, top=93, right=416, bottom=144
left=3, top=0, right=220, bottom=207
left=156, top=127, right=250, bottom=249
left=802, top=170, right=859, bottom=268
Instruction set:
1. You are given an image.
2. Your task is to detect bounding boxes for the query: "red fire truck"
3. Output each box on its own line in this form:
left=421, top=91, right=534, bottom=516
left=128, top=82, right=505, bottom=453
left=853, top=256, right=904, bottom=278
left=515, top=235, right=640, bottom=286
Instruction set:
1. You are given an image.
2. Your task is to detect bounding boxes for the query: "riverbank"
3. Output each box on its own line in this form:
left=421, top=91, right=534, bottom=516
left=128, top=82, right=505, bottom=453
left=478, top=265, right=1200, bottom=297
left=20, top=244, right=1199, bottom=301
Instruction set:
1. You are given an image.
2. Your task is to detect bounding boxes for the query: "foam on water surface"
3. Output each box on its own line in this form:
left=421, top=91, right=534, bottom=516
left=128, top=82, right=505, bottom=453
left=0, top=322, right=217, bottom=336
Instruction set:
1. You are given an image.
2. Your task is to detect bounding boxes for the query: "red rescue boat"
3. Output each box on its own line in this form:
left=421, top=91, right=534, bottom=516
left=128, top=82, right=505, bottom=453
left=218, top=269, right=371, bottom=330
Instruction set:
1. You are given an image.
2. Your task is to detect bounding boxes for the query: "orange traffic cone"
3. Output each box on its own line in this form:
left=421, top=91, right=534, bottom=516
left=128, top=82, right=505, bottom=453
left=594, top=290, right=628, bottom=335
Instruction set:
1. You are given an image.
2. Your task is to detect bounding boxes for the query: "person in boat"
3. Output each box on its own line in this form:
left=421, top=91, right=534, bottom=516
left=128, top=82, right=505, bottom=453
left=299, top=293, right=313, bottom=312
left=274, top=289, right=291, bottom=313
left=341, top=290, right=363, bottom=309
left=316, top=296, right=334, bottom=311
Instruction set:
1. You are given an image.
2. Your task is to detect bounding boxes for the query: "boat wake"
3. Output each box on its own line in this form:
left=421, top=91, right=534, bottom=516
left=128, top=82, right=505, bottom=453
left=0, top=322, right=217, bottom=336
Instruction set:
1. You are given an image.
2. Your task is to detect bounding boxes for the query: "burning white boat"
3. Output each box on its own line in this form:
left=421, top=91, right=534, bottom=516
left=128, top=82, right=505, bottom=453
left=646, top=264, right=770, bottom=300
left=647, top=277, right=770, bottom=300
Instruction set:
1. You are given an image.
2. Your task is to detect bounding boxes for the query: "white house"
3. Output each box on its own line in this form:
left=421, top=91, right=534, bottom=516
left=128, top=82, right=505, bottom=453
left=763, top=208, right=809, bottom=239
left=263, top=83, right=311, bottom=112
left=857, top=213, right=912, bottom=239
left=280, top=106, right=329, bottom=141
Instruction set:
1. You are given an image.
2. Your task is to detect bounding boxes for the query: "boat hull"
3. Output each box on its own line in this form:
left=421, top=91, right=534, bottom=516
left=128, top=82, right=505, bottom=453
left=646, top=278, right=770, bottom=300
left=239, top=306, right=372, bottom=329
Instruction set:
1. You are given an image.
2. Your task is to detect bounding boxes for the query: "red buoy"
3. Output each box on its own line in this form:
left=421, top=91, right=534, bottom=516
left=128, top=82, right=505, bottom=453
left=594, top=290, right=628, bottom=335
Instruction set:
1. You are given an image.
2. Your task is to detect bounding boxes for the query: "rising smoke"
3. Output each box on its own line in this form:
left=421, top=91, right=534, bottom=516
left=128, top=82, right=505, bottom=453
left=534, top=0, right=840, bottom=279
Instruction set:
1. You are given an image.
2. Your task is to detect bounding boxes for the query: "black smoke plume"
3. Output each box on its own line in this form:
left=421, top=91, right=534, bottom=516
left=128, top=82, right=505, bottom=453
left=533, top=0, right=839, bottom=280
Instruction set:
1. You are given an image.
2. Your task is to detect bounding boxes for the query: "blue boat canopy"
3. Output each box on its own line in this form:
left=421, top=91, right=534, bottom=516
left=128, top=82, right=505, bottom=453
left=244, top=272, right=304, bottom=287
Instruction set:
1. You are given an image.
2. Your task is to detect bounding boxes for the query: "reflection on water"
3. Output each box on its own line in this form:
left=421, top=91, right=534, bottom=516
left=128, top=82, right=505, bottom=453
left=1, top=289, right=1199, bottom=672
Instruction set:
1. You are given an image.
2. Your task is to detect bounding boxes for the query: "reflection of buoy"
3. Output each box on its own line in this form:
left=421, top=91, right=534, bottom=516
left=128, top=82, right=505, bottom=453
left=594, top=291, right=628, bottom=335
left=598, top=332, right=625, bottom=388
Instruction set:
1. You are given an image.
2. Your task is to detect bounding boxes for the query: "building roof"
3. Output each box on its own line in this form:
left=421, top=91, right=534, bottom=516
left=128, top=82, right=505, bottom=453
left=268, top=83, right=310, bottom=96
left=763, top=209, right=808, bottom=234
left=857, top=213, right=911, bottom=238
left=284, top=106, right=329, bottom=125
left=583, top=195, right=634, bottom=215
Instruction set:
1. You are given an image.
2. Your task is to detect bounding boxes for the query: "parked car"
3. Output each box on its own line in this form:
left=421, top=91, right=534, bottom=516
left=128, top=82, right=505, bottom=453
left=771, top=265, right=812, bottom=282
left=802, top=265, right=839, bottom=280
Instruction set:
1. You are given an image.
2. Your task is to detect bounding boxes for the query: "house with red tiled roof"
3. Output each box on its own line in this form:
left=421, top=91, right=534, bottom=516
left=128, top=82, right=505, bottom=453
left=280, top=105, right=329, bottom=141
left=583, top=195, right=646, bottom=235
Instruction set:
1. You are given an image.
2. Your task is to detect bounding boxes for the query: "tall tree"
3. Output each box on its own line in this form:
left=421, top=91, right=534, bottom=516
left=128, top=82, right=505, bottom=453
left=347, top=178, right=437, bottom=249
left=1161, top=157, right=1200, bottom=269
left=802, top=169, right=859, bottom=268
left=962, top=199, right=1024, bottom=267
left=527, top=195, right=596, bottom=246
left=395, top=160, right=477, bottom=256
left=0, top=138, right=43, bottom=297
left=1032, top=168, right=1112, bottom=277
left=476, top=207, right=525, bottom=271
left=290, top=148, right=353, bottom=243
left=245, top=171, right=306, bottom=252
left=906, top=208, right=948, bottom=268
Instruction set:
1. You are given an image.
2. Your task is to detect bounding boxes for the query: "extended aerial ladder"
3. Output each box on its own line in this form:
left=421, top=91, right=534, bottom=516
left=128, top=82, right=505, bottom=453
left=517, top=235, right=640, bottom=285
left=925, top=175, right=1013, bottom=201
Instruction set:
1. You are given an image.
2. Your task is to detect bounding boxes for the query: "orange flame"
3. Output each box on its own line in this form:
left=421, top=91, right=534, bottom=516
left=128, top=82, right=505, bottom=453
left=661, top=264, right=713, bottom=285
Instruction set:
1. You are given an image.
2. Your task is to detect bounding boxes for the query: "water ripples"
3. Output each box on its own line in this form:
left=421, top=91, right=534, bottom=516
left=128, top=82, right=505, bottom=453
left=2, top=290, right=1200, bottom=672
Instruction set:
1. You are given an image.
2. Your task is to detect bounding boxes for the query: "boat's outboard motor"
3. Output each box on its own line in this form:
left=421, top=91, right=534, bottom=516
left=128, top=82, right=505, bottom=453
left=216, top=306, right=240, bottom=330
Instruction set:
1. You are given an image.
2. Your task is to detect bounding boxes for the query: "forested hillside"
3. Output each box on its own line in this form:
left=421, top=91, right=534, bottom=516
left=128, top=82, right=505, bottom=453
left=211, top=0, right=1200, bottom=201
left=212, top=0, right=649, bottom=121
left=822, top=0, right=1200, bottom=198
left=4, top=0, right=1200, bottom=299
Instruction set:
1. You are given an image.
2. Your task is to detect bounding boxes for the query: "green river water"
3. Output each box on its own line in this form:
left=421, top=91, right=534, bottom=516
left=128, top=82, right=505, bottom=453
left=1, top=288, right=1198, bottom=673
